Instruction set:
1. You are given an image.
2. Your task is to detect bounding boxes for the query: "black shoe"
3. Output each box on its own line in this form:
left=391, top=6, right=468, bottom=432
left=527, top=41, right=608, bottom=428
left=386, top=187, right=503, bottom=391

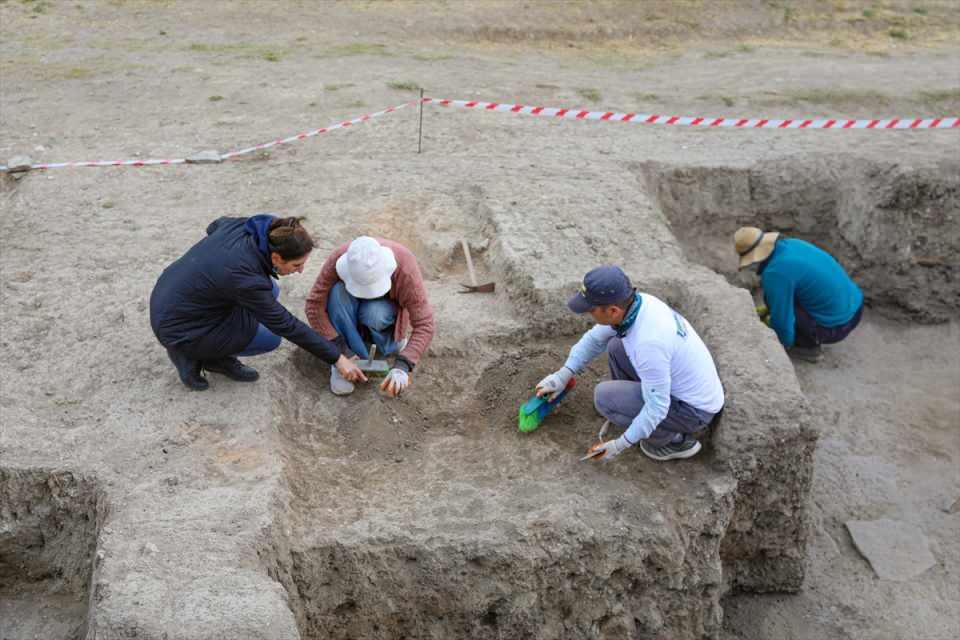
left=166, top=347, right=209, bottom=391
left=203, top=356, right=259, bottom=382
left=788, top=345, right=823, bottom=363
left=639, top=437, right=702, bottom=461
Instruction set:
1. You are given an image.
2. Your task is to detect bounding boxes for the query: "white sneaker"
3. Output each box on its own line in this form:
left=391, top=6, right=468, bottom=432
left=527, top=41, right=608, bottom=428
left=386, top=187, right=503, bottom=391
left=330, top=365, right=355, bottom=396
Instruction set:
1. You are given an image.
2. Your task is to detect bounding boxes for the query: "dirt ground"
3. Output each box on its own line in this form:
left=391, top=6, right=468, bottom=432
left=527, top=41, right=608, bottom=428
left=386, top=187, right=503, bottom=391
left=1, top=1, right=958, bottom=639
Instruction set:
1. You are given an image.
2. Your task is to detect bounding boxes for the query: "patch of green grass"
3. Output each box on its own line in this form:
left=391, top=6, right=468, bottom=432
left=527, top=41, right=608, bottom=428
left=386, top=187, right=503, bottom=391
left=535, top=83, right=560, bottom=90
left=412, top=52, right=454, bottom=61
left=916, top=88, right=960, bottom=102
left=576, top=87, right=602, bottom=102
left=387, top=80, right=420, bottom=92
left=633, top=92, right=660, bottom=102
left=696, top=94, right=736, bottom=107
left=208, top=95, right=224, bottom=102
left=317, top=42, right=389, bottom=58
left=187, top=42, right=289, bottom=61
left=912, top=7, right=927, bottom=15
left=866, top=50, right=891, bottom=57
left=888, top=28, right=909, bottom=40
left=862, top=7, right=876, bottom=18
left=736, top=43, right=755, bottom=53
left=703, top=50, right=732, bottom=59
left=769, top=88, right=890, bottom=105
left=323, top=82, right=355, bottom=92
left=64, top=66, right=90, bottom=79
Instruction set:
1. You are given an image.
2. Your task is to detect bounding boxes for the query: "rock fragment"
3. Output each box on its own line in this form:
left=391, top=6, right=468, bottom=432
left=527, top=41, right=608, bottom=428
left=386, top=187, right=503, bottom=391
left=186, top=150, right=222, bottom=164
left=6, top=155, right=33, bottom=172
left=845, top=518, right=936, bottom=581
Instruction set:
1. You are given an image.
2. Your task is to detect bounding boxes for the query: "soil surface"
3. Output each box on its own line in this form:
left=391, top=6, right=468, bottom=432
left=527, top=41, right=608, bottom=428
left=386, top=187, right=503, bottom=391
left=1, top=1, right=958, bottom=639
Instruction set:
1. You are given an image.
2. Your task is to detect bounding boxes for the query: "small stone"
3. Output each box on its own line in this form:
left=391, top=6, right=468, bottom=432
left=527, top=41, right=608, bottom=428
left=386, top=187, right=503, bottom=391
left=142, top=542, right=159, bottom=555
left=6, top=155, right=32, bottom=173
left=944, top=497, right=960, bottom=514
left=186, top=150, right=221, bottom=164
left=845, top=518, right=936, bottom=581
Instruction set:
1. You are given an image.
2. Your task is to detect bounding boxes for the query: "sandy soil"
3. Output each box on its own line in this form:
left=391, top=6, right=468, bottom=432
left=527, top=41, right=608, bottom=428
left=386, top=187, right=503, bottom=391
left=723, top=316, right=960, bottom=640
left=1, top=1, right=958, bottom=638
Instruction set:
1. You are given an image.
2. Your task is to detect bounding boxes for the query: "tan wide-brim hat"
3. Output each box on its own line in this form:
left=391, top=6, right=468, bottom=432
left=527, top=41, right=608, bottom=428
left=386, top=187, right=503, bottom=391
left=734, top=226, right=779, bottom=269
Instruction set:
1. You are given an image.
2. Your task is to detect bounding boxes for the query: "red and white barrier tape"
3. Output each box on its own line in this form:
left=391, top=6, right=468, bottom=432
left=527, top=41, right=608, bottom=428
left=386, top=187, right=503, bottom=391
left=1, top=101, right=414, bottom=172
left=424, top=97, right=959, bottom=130
left=220, top=100, right=414, bottom=159
left=3, top=96, right=955, bottom=173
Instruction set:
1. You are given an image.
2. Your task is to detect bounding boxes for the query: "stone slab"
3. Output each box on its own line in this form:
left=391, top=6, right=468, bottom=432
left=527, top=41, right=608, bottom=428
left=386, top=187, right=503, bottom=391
left=846, top=518, right=936, bottom=581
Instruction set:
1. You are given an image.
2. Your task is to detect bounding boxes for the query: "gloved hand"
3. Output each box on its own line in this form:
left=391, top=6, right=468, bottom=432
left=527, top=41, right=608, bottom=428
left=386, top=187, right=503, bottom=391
left=380, top=368, right=409, bottom=398
left=589, top=436, right=631, bottom=462
left=535, top=366, right=574, bottom=401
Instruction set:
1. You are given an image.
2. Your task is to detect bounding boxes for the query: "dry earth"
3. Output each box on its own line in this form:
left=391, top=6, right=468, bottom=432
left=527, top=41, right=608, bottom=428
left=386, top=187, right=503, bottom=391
left=1, top=1, right=958, bottom=639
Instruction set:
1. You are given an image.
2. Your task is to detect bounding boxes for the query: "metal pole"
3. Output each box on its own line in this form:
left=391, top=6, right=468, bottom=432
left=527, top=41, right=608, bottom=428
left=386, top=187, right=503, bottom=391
left=417, top=87, right=424, bottom=154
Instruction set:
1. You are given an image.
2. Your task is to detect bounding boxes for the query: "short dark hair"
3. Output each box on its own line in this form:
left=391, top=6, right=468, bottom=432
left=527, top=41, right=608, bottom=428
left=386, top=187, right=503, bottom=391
left=268, top=217, right=314, bottom=260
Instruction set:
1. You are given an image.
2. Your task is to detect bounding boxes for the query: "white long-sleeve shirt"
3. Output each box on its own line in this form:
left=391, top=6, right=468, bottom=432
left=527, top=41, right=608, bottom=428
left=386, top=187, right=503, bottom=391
left=564, top=293, right=724, bottom=443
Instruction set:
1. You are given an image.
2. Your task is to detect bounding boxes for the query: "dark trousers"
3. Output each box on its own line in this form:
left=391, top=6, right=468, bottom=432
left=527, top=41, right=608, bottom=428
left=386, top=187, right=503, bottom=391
left=794, top=303, right=863, bottom=349
left=593, top=337, right=717, bottom=447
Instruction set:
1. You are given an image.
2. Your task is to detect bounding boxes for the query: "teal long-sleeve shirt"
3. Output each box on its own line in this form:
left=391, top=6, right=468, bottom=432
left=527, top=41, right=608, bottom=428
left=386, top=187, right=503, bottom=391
left=760, top=238, right=863, bottom=347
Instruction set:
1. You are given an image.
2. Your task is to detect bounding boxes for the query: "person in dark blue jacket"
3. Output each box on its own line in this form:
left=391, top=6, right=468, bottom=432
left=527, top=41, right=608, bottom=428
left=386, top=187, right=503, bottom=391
left=735, top=226, right=863, bottom=362
left=150, top=214, right=367, bottom=390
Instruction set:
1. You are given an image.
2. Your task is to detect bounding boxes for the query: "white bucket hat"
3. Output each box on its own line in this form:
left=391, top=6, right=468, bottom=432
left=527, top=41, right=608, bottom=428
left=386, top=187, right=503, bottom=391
left=336, top=237, right=397, bottom=299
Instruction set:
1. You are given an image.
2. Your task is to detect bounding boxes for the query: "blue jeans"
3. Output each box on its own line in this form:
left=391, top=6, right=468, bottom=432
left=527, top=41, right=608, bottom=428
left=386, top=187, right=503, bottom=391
left=593, top=337, right=718, bottom=447
left=237, top=280, right=282, bottom=357
left=326, top=281, right=400, bottom=360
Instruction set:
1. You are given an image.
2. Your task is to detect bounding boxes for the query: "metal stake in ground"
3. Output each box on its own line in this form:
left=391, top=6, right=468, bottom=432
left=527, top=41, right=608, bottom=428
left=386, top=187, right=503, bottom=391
left=417, top=88, right=425, bottom=154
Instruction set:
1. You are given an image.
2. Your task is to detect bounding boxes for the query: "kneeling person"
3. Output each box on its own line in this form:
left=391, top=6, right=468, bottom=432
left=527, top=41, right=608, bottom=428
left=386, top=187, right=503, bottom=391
left=149, top=215, right=366, bottom=391
left=306, top=237, right=435, bottom=397
left=536, top=266, right=725, bottom=462
left=734, top=227, right=863, bottom=363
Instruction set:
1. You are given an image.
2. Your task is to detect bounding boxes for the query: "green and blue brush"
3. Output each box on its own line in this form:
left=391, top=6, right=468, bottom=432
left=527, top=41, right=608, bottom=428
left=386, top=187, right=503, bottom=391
left=518, top=378, right=577, bottom=433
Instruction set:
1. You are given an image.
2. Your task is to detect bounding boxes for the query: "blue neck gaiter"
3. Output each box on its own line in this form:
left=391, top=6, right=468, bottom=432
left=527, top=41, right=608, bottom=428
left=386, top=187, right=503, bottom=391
left=615, top=292, right=642, bottom=337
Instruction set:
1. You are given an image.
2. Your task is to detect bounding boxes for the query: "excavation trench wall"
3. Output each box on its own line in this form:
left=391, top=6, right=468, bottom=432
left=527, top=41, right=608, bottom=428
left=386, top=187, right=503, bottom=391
left=637, top=155, right=960, bottom=323
left=0, top=467, right=106, bottom=640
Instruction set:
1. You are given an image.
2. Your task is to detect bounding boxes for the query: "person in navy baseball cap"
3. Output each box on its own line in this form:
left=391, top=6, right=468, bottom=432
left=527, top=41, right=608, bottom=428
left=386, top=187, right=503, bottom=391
left=535, top=264, right=725, bottom=464
left=567, top=265, right=635, bottom=314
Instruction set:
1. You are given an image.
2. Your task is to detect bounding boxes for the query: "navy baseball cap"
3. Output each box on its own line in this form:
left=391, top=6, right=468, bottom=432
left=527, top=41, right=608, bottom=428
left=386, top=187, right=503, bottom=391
left=567, top=265, right=634, bottom=313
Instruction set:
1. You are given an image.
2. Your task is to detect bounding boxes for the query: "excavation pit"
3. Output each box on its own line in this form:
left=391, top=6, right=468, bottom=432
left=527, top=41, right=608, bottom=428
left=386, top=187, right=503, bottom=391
left=0, top=468, right=105, bottom=640
left=639, top=155, right=960, bottom=323
left=261, top=270, right=815, bottom=640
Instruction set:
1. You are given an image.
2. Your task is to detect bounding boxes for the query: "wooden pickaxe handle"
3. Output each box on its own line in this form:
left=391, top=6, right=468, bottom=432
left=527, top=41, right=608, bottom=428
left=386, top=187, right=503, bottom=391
left=460, top=239, right=478, bottom=287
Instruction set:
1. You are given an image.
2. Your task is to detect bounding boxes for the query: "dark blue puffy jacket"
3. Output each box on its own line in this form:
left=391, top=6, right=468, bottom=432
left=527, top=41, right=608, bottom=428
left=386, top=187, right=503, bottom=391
left=149, top=214, right=340, bottom=364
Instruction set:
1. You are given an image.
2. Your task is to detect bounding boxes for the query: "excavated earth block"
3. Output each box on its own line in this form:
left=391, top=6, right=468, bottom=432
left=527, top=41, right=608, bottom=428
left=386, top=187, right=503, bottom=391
left=1, top=154, right=816, bottom=639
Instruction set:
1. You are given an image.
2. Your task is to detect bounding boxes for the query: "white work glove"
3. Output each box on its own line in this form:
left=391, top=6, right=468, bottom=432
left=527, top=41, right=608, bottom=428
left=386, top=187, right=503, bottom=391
left=535, top=366, right=574, bottom=401
left=589, top=436, right=631, bottom=462
left=380, top=368, right=409, bottom=398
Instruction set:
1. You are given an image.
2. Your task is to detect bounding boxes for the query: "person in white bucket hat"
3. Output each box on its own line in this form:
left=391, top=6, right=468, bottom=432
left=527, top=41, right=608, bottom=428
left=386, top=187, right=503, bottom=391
left=306, top=236, right=435, bottom=397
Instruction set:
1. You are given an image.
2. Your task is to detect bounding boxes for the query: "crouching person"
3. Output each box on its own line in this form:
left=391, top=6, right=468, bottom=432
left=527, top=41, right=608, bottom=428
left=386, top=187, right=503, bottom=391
left=305, top=237, right=434, bottom=398
left=734, top=226, right=863, bottom=363
left=536, top=266, right=725, bottom=462
left=150, top=214, right=366, bottom=391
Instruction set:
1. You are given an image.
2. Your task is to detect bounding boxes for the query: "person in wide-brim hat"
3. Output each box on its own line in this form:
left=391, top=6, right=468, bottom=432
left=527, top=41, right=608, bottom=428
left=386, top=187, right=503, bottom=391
left=306, top=236, right=435, bottom=399
left=733, top=226, right=863, bottom=362
left=734, top=226, right=780, bottom=270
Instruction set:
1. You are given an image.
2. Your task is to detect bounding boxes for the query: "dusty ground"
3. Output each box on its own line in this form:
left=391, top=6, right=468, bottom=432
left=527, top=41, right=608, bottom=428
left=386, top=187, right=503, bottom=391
left=1, top=1, right=958, bottom=639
